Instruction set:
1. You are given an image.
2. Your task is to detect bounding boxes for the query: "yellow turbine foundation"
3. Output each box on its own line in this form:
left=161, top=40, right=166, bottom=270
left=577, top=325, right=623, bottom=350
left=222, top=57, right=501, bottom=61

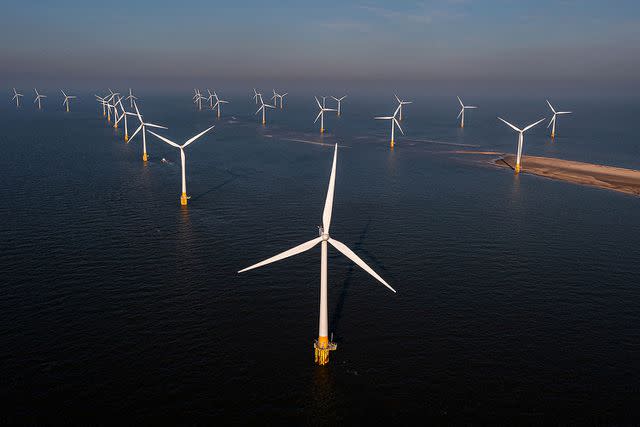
left=124, top=134, right=129, bottom=142
left=320, top=128, right=324, bottom=134
left=515, top=163, right=521, bottom=174
left=180, top=192, right=188, bottom=206
left=390, top=139, right=394, bottom=149
left=314, top=336, right=337, bottom=366
left=551, top=132, right=555, bottom=139
left=142, top=152, right=148, bottom=162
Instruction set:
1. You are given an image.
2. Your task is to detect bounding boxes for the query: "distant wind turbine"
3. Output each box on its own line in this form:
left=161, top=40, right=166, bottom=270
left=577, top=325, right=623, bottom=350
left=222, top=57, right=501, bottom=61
left=12, top=88, right=23, bottom=108
left=331, top=95, right=347, bottom=116
left=193, top=89, right=204, bottom=110
left=394, top=94, right=412, bottom=121
left=314, top=96, right=336, bottom=133
left=148, top=125, right=215, bottom=206
left=375, top=104, right=404, bottom=149
left=546, top=100, right=572, bottom=139
left=34, top=89, right=47, bottom=110
left=61, top=90, right=77, bottom=112
left=212, top=91, right=229, bottom=118
left=238, top=144, right=395, bottom=366
left=256, top=98, right=275, bottom=125
left=115, top=98, right=131, bottom=142
left=253, top=88, right=263, bottom=105
left=456, top=96, right=477, bottom=128
left=498, top=117, right=546, bottom=174
left=127, top=101, right=168, bottom=162
left=125, top=88, right=138, bottom=109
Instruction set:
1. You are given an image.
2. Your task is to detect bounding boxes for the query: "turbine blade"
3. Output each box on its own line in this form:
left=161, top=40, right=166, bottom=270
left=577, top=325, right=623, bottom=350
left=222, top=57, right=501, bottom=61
left=314, top=110, right=323, bottom=123
left=394, top=118, right=404, bottom=135
left=547, top=116, right=555, bottom=128
left=147, top=130, right=181, bottom=148
left=523, top=118, right=546, bottom=132
left=375, top=116, right=393, bottom=120
left=145, top=123, right=168, bottom=130
left=557, top=111, right=572, bottom=115
left=546, top=100, right=556, bottom=114
left=457, top=96, right=464, bottom=107
left=322, top=144, right=338, bottom=233
left=238, top=237, right=323, bottom=273
left=129, top=124, right=143, bottom=141
left=328, top=239, right=396, bottom=293
left=498, top=117, right=522, bottom=132
left=182, top=125, right=215, bottom=148
left=457, top=108, right=463, bottom=119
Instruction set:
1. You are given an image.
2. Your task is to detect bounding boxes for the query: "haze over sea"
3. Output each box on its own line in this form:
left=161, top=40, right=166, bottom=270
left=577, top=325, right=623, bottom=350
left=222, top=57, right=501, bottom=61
left=1, top=90, right=639, bottom=424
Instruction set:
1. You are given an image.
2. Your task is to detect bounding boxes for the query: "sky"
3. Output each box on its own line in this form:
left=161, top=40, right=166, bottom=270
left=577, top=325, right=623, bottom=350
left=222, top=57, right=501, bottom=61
left=1, top=0, right=639, bottom=93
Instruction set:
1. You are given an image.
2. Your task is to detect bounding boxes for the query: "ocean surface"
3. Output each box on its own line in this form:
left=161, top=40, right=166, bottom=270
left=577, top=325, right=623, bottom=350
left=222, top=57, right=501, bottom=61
left=1, top=91, right=639, bottom=424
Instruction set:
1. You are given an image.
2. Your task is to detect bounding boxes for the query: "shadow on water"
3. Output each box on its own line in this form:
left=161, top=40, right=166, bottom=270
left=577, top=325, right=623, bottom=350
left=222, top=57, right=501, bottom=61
left=330, top=219, right=374, bottom=338
left=190, top=169, right=243, bottom=202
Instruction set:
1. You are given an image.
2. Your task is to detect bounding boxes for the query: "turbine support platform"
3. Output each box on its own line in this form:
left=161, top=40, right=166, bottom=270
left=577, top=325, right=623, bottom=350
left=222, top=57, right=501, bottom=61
left=143, top=152, right=148, bottom=162
left=180, top=192, right=188, bottom=206
left=390, top=139, right=395, bottom=149
left=515, top=164, right=521, bottom=174
left=314, top=336, right=337, bottom=366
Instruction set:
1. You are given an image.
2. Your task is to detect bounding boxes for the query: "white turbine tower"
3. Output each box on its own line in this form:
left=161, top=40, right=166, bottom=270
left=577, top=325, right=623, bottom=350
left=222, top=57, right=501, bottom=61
left=314, top=96, right=337, bottom=133
left=375, top=105, right=404, bottom=149
left=61, top=90, right=77, bottom=112
left=456, top=96, right=477, bottom=128
left=148, top=125, right=215, bottom=206
left=125, top=88, right=138, bottom=109
left=256, top=98, right=275, bottom=125
left=394, top=94, right=412, bottom=121
left=12, top=88, right=23, bottom=108
left=498, top=117, right=546, bottom=174
left=331, top=95, right=347, bottom=116
left=546, top=100, right=572, bottom=139
left=127, top=101, right=168, bottom=162
left=212, top=91, right=229, bottom=118
left=238, top=144, right=395, bottom=366
left=34, top=89, right=47, bottom=110
left=114, top=98, right=131, bottom=142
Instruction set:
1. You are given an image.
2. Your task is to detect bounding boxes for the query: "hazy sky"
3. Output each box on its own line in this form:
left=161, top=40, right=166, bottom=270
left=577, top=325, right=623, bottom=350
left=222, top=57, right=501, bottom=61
left=2, top=0, right=639, bottom=92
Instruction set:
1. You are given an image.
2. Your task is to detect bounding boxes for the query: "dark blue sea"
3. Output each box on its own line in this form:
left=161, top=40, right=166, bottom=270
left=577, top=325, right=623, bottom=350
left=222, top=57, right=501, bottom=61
left=1, top=90, right=639, bottom=424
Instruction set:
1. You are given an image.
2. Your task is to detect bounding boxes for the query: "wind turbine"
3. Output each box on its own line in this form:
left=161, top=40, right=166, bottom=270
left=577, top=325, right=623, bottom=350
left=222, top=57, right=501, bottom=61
left=271, top=89, right=287, bottom=109
left=193, top=89, right=204, bottom=110
left=127, top=101, right=168, bottom=162
left=34, top=89, right=47, bottom=110
left=212, top=91, right=229, bottom=118
left=95, top=95, right=107, bottom=116
left=205, top=89, right=216, bottom=109
left=238, top=144, right=395, bottom=366
left=498, top=117, right=546, bottom=174
left=148, top=125, right=215, bottom=206
left=314, top=96, right=336, bottom=133
left=125, top=88, right=138, bottom=109
left=115, top=98, right=131, bottom=142
left=456, top=96, right=477, bottom=128
left=253, top=88, right=263, bottom=105
left=256, top=99, right=275, bottom=125
left=394, top=94, right=412, bottom=121
left=61, top=90, right=77, bottom=112
left=546, top=100, right=572, bottom=139
left=331, top=95, right=347, bottom=116
left=12, top=88, right=23, bottom=108
left=375, top=105, right=404, bottom=148
left=112, top=95, right=121, bottom=128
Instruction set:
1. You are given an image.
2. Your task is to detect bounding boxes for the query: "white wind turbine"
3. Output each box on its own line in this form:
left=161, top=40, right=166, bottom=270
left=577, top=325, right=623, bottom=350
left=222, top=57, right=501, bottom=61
left=127, top=101, right=168, bottom=162
left=375, top=104, right=404, bottom=148
left=12, top=88, right=23, bottom=108
left=193, top=89, right=204, bottom=110
left=394, top=94, right=412, bottom=121
left=148, top=125, right=215, bottom=206
left=125, top=88, right=138, bottom=109
left=212, top=91, right=229, bottom=118
left=114, top=98, right=131, bottom=142
left=34, top=89, right=47, bottom=109
left=546, top=100, right=572, bottom=139
left=314, top=96, right=337, bottom=133
left=104, top=91, right=119, bottom=123
left=331, top=95, right=347, bottom=116
left=456, top=96, right=477, bottom=128
left=238, top=144, right=395, bottom=366
left=61, top=90, right=77, bottom=112
left=253, top=88, right=263, bottom=105
left=498, top=117, right=546, bottom=174
left=95, top=95, right=107, bottom=117
left=205, top=89, right=216, bottom=109
left=271, top=89, right=287, bottom=109
left=256, top=98, right=275, bottom=125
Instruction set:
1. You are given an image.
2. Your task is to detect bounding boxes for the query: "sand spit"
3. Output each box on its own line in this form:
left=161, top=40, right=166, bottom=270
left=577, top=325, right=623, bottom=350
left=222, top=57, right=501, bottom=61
left=496, top=154, right=640, bottom=196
